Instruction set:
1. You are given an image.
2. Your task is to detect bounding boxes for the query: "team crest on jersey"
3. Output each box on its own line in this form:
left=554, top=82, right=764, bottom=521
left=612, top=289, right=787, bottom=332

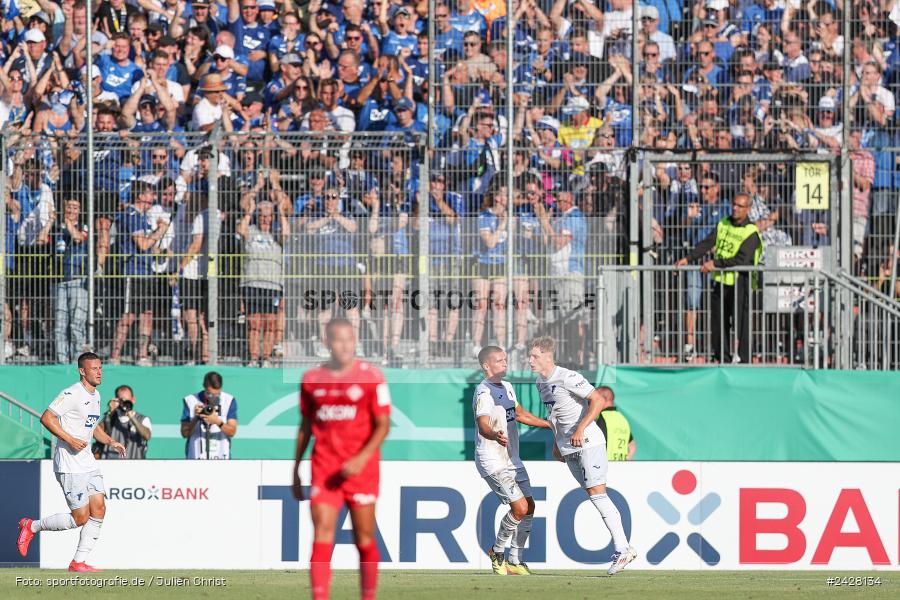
left=346, top=385, right=364, bottom=402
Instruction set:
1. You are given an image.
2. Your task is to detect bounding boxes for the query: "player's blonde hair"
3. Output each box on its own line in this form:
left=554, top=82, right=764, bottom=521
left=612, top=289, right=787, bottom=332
left=529, top=335, right=555, bottom=355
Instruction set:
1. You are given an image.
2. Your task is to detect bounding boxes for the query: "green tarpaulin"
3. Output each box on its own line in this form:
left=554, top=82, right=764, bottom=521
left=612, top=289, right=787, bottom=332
left=1, top=366, right=897, bottom=460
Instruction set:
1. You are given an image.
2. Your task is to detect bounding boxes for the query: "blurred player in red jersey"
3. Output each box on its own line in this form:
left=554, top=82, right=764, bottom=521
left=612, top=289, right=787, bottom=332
left=292, top=318, right=391, bottom=600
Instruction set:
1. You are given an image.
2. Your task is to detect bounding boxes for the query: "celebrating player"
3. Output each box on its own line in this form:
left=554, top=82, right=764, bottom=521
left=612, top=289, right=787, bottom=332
left=475, top=346, right=550, bottom=576
left=16, top=352, right=125, bottom=571
left=292, top=318, right=391, bottom=600
left=528, top=336, right=637, bottom=575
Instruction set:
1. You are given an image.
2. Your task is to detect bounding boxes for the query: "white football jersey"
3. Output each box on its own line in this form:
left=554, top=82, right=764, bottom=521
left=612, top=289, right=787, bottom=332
left=473, top=379, right=523, bottom=477
left=48, top=382, right=102, bottom=474
left=536, top=366, right=604, bottom=456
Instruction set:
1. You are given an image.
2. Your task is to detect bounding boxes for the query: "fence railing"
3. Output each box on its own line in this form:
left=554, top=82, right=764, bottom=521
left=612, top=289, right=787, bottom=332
left=597, top=264, right=900, bottom=371
left=1, top=130, right=898, bottom=370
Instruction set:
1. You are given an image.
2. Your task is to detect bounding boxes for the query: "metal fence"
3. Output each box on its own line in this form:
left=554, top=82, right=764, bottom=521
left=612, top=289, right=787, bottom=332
left=599, top=264, right=900, bottom=370
left=4, top=0, right=900, bottom=370
left=1, top=129, right=898, bottom=370
left=0, top=130, right=629, bottom=369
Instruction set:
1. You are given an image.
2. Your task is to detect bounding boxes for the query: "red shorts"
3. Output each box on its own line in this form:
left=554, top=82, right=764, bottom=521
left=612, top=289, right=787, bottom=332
left=310, top=459, right=380, bottom=509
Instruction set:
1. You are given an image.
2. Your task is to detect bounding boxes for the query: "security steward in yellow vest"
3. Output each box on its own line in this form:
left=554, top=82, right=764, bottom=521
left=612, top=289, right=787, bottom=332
left=676, top=193, right=762, bottom=363
left=595, top=386, right=635, bottom=460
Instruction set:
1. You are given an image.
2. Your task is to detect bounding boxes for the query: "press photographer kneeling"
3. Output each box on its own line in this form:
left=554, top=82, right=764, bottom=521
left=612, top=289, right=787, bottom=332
left=95, top=385, right=152, bottom=459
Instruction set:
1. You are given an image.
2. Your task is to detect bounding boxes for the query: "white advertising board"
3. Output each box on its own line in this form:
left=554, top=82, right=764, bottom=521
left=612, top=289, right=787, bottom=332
left=39, top=461, right=900, bottom=570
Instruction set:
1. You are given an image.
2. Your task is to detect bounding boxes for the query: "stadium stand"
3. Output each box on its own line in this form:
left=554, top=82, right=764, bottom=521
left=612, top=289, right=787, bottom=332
left=1, top=0, right=899, bottom=370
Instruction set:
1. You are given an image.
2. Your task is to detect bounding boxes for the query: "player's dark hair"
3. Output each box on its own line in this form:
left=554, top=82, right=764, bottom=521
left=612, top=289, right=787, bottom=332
left=325, top=318, right=353, bottom=340
left=478, top=345, right=503, bottom=370
left=77, top=352, right=101, bottom=368
left=529, top=335, right=555, bottom=356
left=115, top=384, right=133, bottom=397
left=203, top=371, right=223, bottom=390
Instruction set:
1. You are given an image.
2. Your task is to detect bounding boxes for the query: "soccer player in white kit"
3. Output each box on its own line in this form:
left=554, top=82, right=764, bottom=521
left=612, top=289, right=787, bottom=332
left=16, top=352, right=125, bottom=571
left=528, top=336, right=637, bottom=575
left=474, top=346, right=550, bottom=576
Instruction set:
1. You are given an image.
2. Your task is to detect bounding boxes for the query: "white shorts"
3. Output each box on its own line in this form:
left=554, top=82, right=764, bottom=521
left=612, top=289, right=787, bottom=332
left=56, top=470, right=105, bottom=510
left=484, top=467, right=532, bottom=504
left=564, top=445, right=608, bottom=489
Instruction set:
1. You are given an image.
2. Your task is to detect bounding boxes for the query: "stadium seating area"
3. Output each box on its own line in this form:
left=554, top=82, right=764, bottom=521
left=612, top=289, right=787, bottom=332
left=1, top=0, right=899, bottom=368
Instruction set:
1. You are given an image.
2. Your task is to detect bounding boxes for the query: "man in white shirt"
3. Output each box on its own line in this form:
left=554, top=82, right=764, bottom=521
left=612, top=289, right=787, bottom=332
left=641, top=5, right=676, bottom=62
left=528, top=335, right=637, bottom=575
left=192, top=73, right=235, bottom=132
left=17, top=353, right=125, bottom=572
left=474, top=345, right=550, bottom=576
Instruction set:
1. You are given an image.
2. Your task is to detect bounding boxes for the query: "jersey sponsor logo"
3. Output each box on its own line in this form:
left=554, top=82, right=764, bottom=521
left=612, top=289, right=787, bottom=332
left=316, top=404, right=358, bottom=421
left=505, top=407, right=516, bottom=423
left=346, top=385, right=364, bottom=403
left=313, top=389, right=327, bottom=397
left=85, top=415, right=100, bottom=428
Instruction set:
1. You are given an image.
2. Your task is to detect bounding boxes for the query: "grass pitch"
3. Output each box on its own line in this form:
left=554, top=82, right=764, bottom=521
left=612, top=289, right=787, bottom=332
left=0, top=570, right=894, bottom=599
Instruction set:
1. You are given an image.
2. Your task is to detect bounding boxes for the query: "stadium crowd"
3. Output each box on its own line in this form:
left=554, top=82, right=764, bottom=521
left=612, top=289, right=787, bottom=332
left=2, top=0, right=900, bottom=367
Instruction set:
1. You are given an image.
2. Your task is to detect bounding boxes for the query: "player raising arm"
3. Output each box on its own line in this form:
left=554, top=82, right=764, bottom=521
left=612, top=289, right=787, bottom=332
left=292, top=318, right=391, bottom=600
left=528, top=336, right=637, bottom=575
left=17, top=352, right=125, bottom=572
left=474, top=346, right=551, bottom=576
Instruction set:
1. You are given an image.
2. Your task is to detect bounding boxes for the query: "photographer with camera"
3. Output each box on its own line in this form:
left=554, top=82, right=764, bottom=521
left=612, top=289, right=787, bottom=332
left=180, top=372, right=238, bottom=459
left=94, top=385, right=152, bottom=460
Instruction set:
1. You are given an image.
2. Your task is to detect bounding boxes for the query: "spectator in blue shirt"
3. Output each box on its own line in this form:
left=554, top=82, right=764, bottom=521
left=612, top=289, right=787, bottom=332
left=684, top=41, right=726, bottom=90
left=385, top=96, right=426, bottom=135
left=97, top=33, right=144, bottom=100
left=227, top=0, right=270, bottom=83
left=267, top=11, right=303, bottom=73
left=426, top=171, right=466, bottom=353
left=52, top=198, right=90, bottom=364
left=377, top=4, right=418, bottom=57
left=472, top=184, right=510, bottom=357
left=110, top=181, right=172, bottom=365
left=257, top=0, right=279, bottom=36
left=434, top=3, right=464, bottom=60
left=450, top=0, right=487, bottom=36
left=679, top=171, right=728, bottom=359
left=538, top=187, right=588, bottom=364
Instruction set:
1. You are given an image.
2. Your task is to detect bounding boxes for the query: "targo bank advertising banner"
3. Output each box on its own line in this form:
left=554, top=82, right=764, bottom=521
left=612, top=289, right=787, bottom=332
left=32, top=461, right=899, bottom=571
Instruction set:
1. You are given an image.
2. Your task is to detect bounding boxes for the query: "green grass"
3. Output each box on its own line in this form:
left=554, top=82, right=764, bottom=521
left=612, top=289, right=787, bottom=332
left=0, top=570, right=895, bottom=599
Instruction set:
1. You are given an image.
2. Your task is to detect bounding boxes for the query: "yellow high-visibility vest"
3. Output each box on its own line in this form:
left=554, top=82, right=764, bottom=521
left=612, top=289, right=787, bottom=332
left=600, top=409, right=631, bottom=461
left=713, top=217, right=763, bottom=287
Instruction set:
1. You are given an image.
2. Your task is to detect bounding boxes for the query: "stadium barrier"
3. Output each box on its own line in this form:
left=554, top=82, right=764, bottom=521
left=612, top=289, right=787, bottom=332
left=2, top=365, right=899, bottom=461
left=4, top=132, right=897, bottom=373
left=17, top=459, right=899, bottom=570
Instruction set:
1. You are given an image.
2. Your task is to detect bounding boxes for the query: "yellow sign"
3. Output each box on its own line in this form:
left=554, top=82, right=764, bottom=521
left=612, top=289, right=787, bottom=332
left=795, top=162, right=830, bottom=210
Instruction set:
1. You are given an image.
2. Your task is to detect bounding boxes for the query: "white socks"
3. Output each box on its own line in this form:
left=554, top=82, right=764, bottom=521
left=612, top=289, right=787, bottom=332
left=508, top=514, right=533, bottom=564
left=32, top=513, right=77, bottom=532
left=73, top=517, right=103, bottom=563
left=493, top=511, right=521, bottom=554
left=590, top=493, right=628, bottom=553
